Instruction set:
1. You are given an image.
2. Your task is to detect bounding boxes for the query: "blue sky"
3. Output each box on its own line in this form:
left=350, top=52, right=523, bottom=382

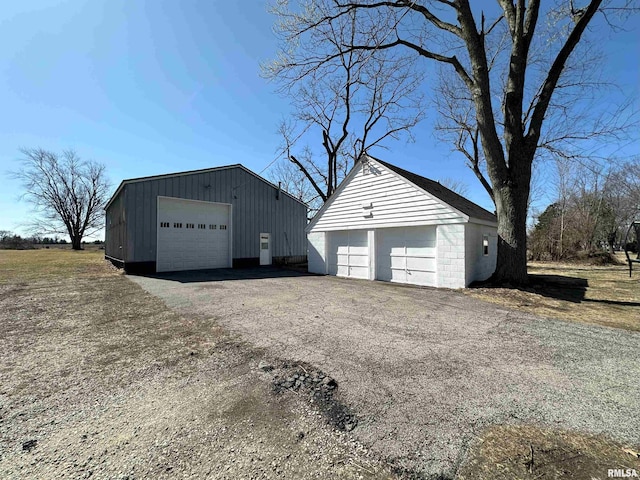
left=0, top=1, right=638, bottom=239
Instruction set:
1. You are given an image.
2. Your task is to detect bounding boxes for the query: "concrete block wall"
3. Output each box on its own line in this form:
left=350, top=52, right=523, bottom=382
left=464, top=223, right=498, bottom=286
left=436, top=224, right=466, bottom=288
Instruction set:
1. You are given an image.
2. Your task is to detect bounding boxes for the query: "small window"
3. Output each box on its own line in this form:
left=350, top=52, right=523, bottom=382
left=261, top=242, right=269, bottom=250
left=482, top=234, right=489, bottom=256
left=220, top=225, right=227, bottom=230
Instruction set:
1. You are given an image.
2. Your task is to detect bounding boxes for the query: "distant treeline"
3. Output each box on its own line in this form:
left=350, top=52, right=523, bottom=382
left=528, top=159, right=640, bottom=262
left=0, top=231, right=102, bottom=250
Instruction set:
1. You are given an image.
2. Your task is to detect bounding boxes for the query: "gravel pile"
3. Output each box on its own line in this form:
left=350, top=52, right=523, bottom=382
left=269, top=361, right=358, bottom=433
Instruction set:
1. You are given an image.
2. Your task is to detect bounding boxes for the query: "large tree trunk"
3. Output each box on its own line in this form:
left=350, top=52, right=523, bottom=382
left=71, top=236, right=82, bottom=250
left=493, top=184, right=530, bottom=284
left=490, top=148, right=532, bottom=285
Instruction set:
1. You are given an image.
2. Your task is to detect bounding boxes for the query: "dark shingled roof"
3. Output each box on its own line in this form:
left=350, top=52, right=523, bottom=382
left=371, top=157, right=497, bottom=223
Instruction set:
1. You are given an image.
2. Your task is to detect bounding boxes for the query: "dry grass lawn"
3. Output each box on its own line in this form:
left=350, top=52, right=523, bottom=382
left=0, top=247, right=108, bottom=284
left=467, top=256, right=640, bottom=332
left=458, top=425, right=640, bottom=480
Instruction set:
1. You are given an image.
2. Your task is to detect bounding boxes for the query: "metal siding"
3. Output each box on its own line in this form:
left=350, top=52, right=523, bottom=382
left=150, top=180, right=159, bottom=256
left=124, top=167, right=307, bottom=263
left=105, top=187, right=126, bottom=261
left=143, top=181, right=151, bottom=258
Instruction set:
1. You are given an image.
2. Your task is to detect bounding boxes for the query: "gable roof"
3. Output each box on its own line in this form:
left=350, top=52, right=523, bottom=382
left=370, top=156, right=497, bottom=223
left=105, top=164, right=307, bottom=210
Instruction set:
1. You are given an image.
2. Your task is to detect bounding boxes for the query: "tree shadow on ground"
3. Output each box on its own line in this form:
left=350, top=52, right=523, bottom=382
left=526, top=274, right=588, bottom=304
left=474, top=274, right=640, bottom=307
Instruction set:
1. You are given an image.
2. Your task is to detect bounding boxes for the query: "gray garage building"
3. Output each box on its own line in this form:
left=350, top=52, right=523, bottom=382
left=105, top=164, right=307, bottom=273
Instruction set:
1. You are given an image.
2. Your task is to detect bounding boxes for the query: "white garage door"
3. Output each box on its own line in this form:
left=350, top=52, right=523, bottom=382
left=157, top=197, right=231, bottom=272
left=376, top=226, right=436, bottom=286
left=327, top=230, right=369, bottom=279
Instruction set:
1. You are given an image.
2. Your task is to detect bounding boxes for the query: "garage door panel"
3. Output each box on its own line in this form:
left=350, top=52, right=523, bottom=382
left=349, top=254, right=369, bottom=267
left=327, top=230, right=370, bottom=280
left=389, top=268, right=407, bottom=283
left=406, top=245, right=436, bottom=256
left=348, top=266, right=369, bottom=279
left=157, top=197, right=231, bottom=273
left=336, top=265, right=350, bottom=276
left=407, top=270, right=436, bottom=286
left=389, top=255, right=406, bottom=269
left=376, top=226, right=437, bottom=287
left=406, top=256, right=436, bottom=271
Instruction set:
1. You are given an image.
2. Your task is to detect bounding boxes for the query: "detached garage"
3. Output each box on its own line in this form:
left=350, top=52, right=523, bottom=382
left=105, top=164, right=307, bottom=273
left=307, top=155, right=498, bottom=289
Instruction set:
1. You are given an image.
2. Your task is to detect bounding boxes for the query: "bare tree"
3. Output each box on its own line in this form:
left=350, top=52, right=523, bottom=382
left=266, top=0, right=637, bottom=284
left=439, top=177, right=469, bottom=196
left=268, top=158, right=324, bottom=216
left=11, top=148, right=110, bottom=250
left=264, top=3, right=424, bottom=203
left=602, top=157, right=640, bottom=251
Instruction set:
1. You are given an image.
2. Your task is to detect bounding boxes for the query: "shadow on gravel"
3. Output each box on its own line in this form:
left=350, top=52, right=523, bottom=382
left=133, top=266, right=316, bottom=283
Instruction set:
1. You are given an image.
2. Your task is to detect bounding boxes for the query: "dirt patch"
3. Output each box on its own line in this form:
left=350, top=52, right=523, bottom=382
left=457, top=425, right=640, bottom=480
left=0, top=250, right=396, bottom=479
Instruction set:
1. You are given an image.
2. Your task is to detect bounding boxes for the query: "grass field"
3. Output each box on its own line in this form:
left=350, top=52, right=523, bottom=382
left=467, top=257, right=640, bottom=332
left=0, top=248, right=110, bottom=285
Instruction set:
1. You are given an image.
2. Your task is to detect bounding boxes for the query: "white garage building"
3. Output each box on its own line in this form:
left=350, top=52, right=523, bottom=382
left=307, top=156, right=498, bottom=288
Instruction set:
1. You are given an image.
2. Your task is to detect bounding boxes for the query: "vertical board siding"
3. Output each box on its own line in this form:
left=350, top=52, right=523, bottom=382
left=105, top=190, right=126, bottom=261
left=121, top=167, right=307, bottom=263
left=310, top=162, right=465, bottom=232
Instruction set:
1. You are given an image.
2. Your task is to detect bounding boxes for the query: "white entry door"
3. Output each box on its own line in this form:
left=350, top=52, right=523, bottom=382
left=259, top=233, right=271, bottom=265
left=157, top=197, right=232, bottom=272
left=376, top=226, right=437, bottom=286
left=327, top=230, right=369, bottom=279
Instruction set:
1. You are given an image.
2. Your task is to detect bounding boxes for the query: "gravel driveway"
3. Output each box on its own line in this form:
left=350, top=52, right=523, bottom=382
left=131, top=268, right=640, bottom=478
